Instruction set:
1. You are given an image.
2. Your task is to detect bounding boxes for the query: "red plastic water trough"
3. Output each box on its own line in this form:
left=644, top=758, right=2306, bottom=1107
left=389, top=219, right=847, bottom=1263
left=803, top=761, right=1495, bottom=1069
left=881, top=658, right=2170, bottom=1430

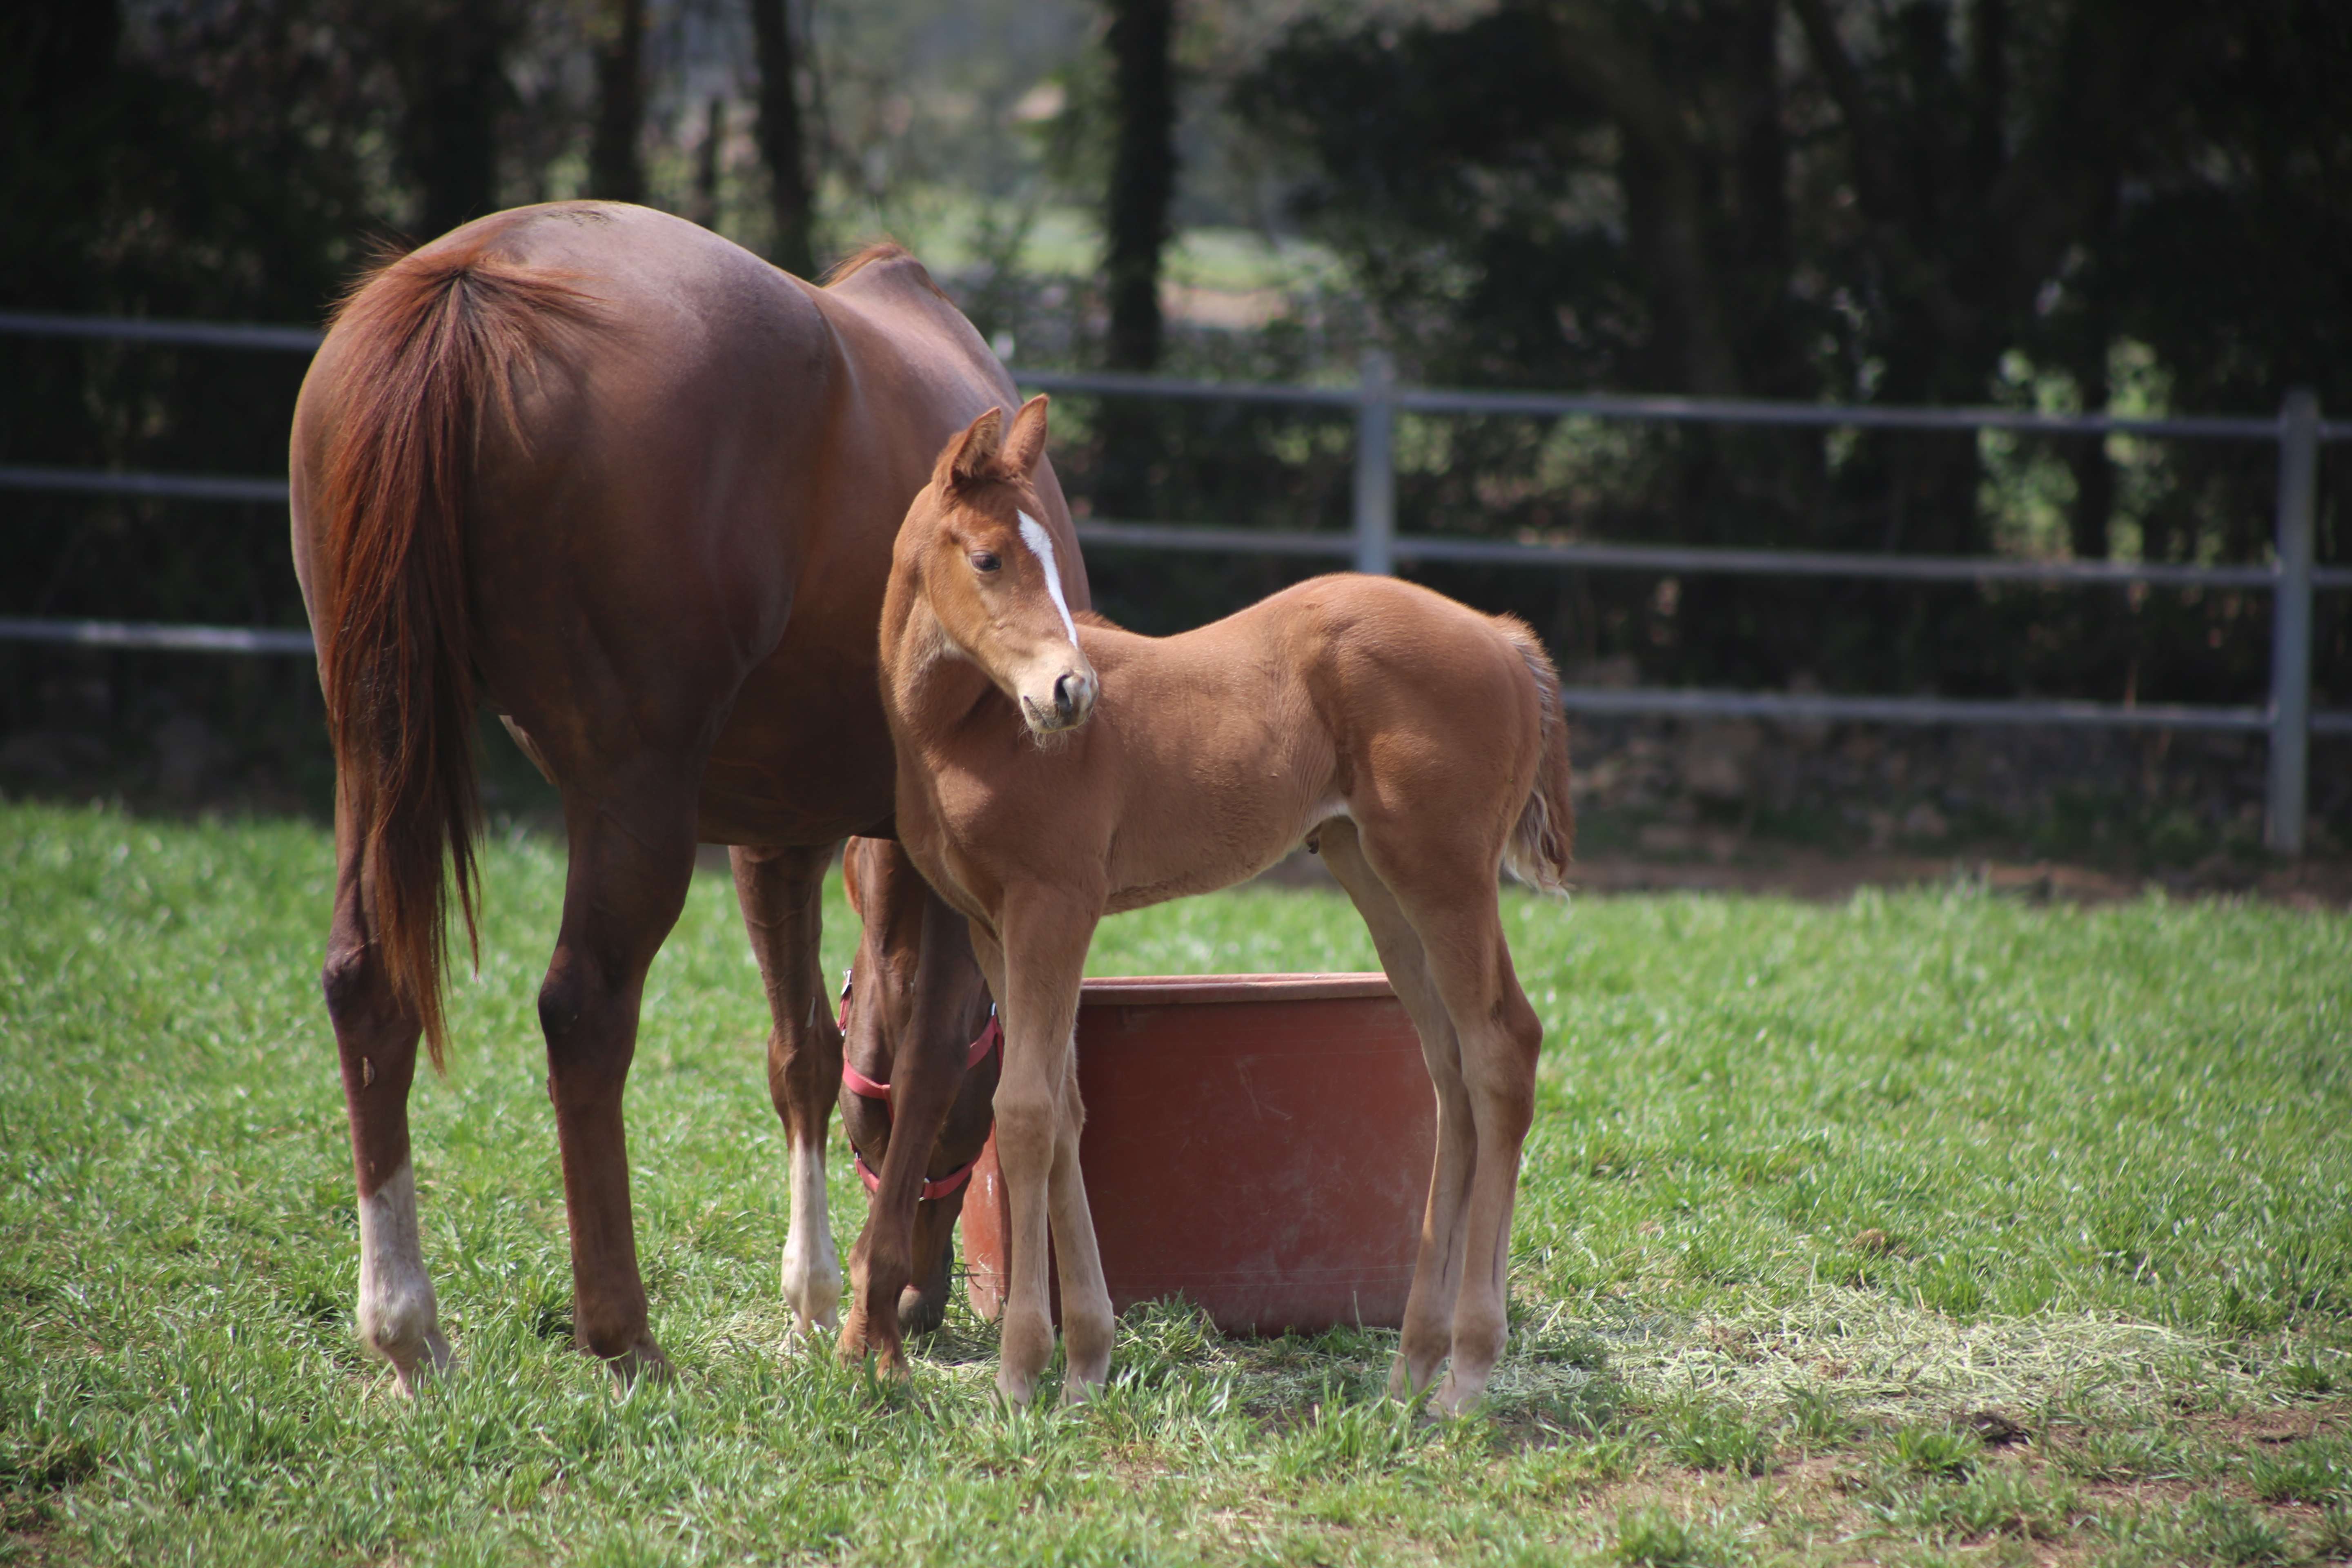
left=961, top=972, right=1435, bottom=1336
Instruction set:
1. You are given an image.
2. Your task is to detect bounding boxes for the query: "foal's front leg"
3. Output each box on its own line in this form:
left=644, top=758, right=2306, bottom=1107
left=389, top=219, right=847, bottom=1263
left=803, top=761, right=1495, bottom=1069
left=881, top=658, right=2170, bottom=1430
left=971, top=914, right=1114, bottom=1403
left=731, top=842, right=845, bottom=1339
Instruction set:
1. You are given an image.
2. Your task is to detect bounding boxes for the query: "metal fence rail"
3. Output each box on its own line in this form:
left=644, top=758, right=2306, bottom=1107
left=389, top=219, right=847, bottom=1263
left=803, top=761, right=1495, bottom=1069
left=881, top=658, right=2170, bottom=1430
left=3, top=312, right=2344, bottom=848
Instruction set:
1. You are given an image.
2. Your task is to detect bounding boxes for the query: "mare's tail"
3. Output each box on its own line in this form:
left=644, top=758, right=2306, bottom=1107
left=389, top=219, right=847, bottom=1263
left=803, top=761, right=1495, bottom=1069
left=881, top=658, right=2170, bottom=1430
left=1495, top=618, right=1576, bottom=894
left=312, top=238, right=593, bottom=1066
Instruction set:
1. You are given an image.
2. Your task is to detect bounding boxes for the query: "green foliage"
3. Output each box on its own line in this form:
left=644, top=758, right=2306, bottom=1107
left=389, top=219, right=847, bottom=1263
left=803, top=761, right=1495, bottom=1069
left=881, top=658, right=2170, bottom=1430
left=1888, top=1424, right=1983, bottom=1482
left=2243, top=1435, right=2352, bottom=1505
left=1653, top=1398, right=1774, bottom=1476
left=1608, top=1507, right=1737, bottom=1568
left=1776, top=1385, right=1851, bottom=1450
left=1231, top=0, right=2352, bottom=712
left=1871, top=1466, right=2077, bottom=1543
left=2052, top=1423, right=2199, bottom=1483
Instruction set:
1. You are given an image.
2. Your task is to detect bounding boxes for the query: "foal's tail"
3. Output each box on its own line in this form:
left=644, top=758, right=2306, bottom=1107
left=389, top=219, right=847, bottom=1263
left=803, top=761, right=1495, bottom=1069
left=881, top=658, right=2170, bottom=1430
left=312, top=237, right=595, bottom=1066
left=1497, top=618, right=1576, bottom=894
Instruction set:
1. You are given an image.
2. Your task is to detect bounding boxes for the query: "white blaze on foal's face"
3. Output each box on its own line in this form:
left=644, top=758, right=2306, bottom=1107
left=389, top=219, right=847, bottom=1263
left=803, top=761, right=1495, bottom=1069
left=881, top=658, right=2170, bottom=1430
left=1016, top=511, right=1079, bottom=645
left=1006, top=509, right=1096, bottom=732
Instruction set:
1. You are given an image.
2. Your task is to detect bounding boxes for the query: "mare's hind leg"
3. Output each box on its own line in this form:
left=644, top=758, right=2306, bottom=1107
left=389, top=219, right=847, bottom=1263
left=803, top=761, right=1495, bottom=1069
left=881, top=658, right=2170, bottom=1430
left=1326, top=819, right=1542, bottom=1414
left=539, top=772, right=702, bottom=1379
left=1314, top=820, right=1474, bottom=1401
left=731, top=842, right=844, bottom=1339
left=322, top=788, right=453, bottom=1395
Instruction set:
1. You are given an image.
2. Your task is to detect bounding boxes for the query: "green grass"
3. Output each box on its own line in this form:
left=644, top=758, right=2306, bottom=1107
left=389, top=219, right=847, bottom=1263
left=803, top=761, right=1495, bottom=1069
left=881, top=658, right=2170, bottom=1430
left=3, top=800, right=2350, bottom=1564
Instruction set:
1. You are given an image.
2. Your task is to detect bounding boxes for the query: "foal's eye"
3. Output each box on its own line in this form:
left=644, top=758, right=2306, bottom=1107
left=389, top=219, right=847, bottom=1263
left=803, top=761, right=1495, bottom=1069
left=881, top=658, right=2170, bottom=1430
left=969, top=551, right=1001, bottom=574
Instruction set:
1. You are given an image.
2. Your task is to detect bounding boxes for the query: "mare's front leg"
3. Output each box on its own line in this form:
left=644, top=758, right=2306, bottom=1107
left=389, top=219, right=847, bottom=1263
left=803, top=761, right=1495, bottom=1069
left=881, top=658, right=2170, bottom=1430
left=973, top=913, right=1115, bottom=1404
left=539, top=771, right=702, bottom=1379
left=322, top=787, right=451, bottom=1395
left=731, top=842, right=844, bottom=1339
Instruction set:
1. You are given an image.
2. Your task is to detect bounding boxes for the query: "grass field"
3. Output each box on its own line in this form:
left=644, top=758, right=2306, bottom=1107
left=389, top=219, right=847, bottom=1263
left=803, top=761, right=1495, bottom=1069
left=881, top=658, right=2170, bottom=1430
left=2, top=800, right=2348, bottom=1566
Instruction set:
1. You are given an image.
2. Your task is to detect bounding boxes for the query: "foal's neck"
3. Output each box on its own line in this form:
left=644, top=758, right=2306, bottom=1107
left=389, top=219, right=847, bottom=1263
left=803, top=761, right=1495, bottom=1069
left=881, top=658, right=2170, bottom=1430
left=882, top=592, right=1005, bottom=749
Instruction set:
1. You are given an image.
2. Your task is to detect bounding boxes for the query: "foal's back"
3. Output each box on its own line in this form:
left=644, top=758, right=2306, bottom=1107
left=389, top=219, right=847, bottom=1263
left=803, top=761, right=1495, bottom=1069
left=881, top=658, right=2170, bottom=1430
left=1068, top=574, right=1551, bottom=909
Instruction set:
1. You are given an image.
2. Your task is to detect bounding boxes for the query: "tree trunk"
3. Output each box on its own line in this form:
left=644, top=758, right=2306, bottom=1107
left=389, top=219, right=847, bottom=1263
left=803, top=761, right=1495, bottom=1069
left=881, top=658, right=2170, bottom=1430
left=688, top=98, right=724, bottom=229
left=588, top=0, right=646, bottom=205
left=749, top=0, right=817, bottom=278
left=1103, top=0, right=1176, bottom=374
left=391, top=0, right=518, bottom=243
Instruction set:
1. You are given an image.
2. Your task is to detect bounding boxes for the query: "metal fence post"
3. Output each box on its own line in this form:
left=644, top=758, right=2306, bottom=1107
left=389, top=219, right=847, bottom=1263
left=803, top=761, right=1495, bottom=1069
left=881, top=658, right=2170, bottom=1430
left=1352, top=351, right=1396, bottom=575
left=2267, top=388, right=2319, bottom=855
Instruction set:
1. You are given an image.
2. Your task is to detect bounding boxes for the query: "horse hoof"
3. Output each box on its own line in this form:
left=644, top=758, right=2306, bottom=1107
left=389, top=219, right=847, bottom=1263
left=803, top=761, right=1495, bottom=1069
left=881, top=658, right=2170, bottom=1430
left=1387, top=1348, right=1445, bottom=1402
left=896, top=1285, right=947, bottom=1339
left=994, top=1367, right=1039, bottom=1406
left=1058, top=1373, right=1103, bottom=1408
left=601, top=1336, right=671, bottom=1385
left=387, top=1328, right=456, bottom=1397
left=1430, top=1372, right=1485, bottom=1418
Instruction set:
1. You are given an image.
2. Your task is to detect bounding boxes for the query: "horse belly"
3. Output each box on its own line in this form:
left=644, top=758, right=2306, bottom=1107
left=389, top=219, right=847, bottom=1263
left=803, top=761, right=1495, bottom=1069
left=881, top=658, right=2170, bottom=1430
left=698, top=668, right=899, bottom=844
left=1101, top=757, right=1333, bottom=914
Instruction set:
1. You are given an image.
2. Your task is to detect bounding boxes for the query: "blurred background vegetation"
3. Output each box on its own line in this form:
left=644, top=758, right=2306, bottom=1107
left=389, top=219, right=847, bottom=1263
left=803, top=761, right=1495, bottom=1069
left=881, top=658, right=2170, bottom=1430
left=0, top=0, right=2345, bottom=856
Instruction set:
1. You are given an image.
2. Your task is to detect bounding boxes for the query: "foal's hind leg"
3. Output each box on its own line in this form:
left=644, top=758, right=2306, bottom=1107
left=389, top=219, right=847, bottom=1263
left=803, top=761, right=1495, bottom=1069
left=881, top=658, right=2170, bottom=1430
left=1314, top=820, right=1474, bottom=1401
left=538, top=772, right=702, bottom=1379
left=1335, top=822, right=1543, bottom=1414
left=322, top=789, right=452, bottom=1395
left=731, top=842, right=844, bottom=1339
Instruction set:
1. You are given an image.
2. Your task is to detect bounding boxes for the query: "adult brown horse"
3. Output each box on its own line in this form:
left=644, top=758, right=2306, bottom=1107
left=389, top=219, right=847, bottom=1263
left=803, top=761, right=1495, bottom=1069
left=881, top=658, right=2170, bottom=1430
left=879, top=398, right=1575, bottom=1414
left=288, top=201, right=1089, bottom=1390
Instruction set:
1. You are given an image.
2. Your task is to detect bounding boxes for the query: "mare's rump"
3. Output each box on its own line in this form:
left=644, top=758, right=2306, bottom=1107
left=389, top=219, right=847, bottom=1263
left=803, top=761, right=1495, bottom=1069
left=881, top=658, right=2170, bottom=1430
left=301, top=231, right=607, bottom=1062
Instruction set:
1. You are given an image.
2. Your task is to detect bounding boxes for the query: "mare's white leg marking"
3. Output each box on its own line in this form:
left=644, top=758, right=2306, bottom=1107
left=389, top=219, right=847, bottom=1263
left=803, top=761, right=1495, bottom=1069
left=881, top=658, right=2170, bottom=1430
left=1016, top=512, right=1080, bottom=645
left=356, top=1161, right=452, bottom=1394
left=780, top=1136, right=841, bottom=1337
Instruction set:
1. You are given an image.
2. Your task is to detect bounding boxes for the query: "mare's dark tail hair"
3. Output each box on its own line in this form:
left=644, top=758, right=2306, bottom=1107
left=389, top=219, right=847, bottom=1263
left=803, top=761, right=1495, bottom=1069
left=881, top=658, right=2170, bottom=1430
left=314, top=238, right=594, bottom=1066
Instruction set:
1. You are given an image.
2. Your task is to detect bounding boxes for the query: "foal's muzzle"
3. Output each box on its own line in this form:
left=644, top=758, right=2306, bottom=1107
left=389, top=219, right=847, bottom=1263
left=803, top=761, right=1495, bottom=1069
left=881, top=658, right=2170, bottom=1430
left=1054, top=671, right=1095, bottom=724
left=1023, top=668, right=1097, bottom=733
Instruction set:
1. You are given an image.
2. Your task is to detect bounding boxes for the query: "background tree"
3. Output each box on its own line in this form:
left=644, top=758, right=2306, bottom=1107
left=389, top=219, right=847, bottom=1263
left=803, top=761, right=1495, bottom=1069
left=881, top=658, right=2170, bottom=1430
left=1233, top=0, right=2346, bottom=711
left=588, top=0, right=648, bottom=205
left=1094, top=0, right=1179, bottom=519
left=750, top=0, right=817, bottom=277
left=383, top=0, right=523, bottom=242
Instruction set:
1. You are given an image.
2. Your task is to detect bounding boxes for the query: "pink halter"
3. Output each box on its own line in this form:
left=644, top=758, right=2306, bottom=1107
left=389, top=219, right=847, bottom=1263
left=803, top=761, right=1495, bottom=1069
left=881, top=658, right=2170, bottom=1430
left=837, top=969, right=1002, bottom=1201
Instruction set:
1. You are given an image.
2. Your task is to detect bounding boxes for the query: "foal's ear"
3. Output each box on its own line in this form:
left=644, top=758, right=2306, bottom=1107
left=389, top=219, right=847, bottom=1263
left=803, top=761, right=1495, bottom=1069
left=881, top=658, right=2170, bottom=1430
left=944, top=406, right=1005, bottom=487
left=1001, top=394, right=1050, bottom=478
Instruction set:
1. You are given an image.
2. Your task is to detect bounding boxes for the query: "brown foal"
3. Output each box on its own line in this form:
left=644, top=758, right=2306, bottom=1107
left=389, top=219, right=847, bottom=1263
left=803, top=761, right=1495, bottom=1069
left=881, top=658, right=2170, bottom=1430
left=879, top=399, right=1576, bottom=1412
left=290, top=203, right=1086, bottom=1390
